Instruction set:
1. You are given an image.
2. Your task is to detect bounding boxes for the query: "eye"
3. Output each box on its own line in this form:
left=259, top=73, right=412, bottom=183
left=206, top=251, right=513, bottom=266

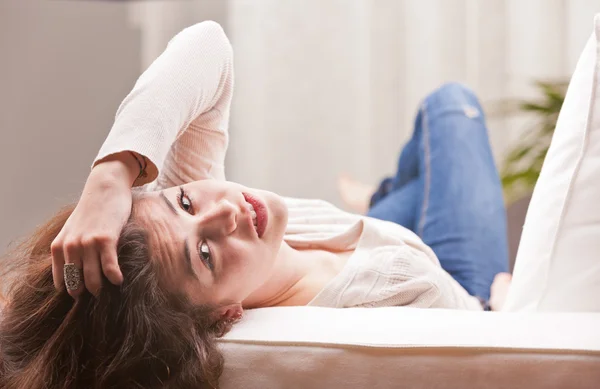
left=198, top=241, right=214, bottom=271
left=178, top=187, right=194, bottom=214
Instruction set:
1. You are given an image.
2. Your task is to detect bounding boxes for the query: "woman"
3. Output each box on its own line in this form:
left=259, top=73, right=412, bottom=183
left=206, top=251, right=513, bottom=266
left=0, top=21, right=511, bottom=388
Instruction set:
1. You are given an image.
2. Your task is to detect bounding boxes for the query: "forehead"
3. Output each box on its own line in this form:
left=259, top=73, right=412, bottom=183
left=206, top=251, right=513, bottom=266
left=132, top=192, right=215, bottom=303
left=133, top=193, right=187, bottom=282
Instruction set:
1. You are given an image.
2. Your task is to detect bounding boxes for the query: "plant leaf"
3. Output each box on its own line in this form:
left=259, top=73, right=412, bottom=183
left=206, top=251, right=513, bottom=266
left=501, top=80, right=566, bottom=203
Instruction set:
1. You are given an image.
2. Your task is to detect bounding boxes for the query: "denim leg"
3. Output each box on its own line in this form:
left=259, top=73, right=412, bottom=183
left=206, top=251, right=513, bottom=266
left=368, top=110, right=422, bottom=229
left=369, top=83, right=509, bottom=300
left=392, top=116, right=421, bottom=190
left=417, top=83, right=508, bottom=300
left=369, top=118, right=420, bottom=208
left=367, top=179, right=419, bottom=232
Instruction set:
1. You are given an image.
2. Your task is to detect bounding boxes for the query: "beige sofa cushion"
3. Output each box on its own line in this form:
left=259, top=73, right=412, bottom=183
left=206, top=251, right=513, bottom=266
left=219, top=307, right=600, bottom=389
left=217, top=14, right=600, bottom=389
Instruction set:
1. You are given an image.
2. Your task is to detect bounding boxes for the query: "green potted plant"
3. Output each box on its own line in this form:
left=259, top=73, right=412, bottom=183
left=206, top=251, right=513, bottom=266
left=500, top=81, right=568, bottom=203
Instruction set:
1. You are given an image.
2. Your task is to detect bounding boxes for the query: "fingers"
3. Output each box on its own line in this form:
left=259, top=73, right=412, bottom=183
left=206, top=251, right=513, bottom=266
left=99, top=240, right=123, bottom=286
left=51, top=238, right=122, bottom=299
left=82, top=243, right=102, bottom=296
left=51, top=235, right=124, bottom=298
left=63, top=242, right=84, bottom=298
left=51, top=239, right=65, bottom=290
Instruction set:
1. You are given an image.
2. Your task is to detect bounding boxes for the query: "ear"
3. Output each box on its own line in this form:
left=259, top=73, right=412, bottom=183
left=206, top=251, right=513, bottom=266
left=213, top=303, right=243, bottom=322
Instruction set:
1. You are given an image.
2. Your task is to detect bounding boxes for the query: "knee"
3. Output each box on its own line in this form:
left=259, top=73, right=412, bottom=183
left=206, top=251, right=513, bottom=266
left=424, top=82, right=482, bottom=117
left=431, top=82, right=478, bottom=102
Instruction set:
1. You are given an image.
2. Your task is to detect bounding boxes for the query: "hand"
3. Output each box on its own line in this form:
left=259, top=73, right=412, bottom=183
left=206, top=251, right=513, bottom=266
left=51, top=153, right=139, bottom=297
left=489, top=272, right=512, bottom=311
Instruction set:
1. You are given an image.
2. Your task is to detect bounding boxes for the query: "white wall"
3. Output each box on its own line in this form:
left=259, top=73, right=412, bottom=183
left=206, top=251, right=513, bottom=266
left=227, top=0, right=374, bottom=198
left=0, top=0, right=141, bottom=251
left=2, top=0, right=598, bottom=251
left=230, top=0, right=599, bottom=203
left=131, top=0, right=598, bottom=205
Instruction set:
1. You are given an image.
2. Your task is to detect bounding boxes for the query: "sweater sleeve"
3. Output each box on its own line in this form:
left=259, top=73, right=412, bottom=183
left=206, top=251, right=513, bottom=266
left=92, top=21, right=233, bottom=188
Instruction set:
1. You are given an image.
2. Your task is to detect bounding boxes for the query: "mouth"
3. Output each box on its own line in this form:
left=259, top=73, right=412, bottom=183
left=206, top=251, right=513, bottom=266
left=242, top=192, right=268, bottom=238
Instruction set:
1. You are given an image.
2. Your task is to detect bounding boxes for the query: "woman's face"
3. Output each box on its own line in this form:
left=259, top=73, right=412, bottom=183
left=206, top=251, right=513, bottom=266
left=133, top=180, right=288, bottom=306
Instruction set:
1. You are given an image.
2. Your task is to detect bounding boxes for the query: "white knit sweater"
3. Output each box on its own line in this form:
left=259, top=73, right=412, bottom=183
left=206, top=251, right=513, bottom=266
left=93, top=21, right=482, bottom=310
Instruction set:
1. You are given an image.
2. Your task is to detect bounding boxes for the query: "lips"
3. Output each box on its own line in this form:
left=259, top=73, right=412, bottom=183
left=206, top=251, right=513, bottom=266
left=242, top=192, right=268, bottom=238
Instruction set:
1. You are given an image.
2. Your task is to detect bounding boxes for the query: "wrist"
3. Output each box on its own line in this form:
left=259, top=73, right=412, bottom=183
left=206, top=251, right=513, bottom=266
left=91, top=152, right=142, bottom=187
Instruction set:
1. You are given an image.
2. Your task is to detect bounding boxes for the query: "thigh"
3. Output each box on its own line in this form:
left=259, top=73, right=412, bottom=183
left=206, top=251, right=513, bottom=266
left=417, top=83, right=508, bottom=300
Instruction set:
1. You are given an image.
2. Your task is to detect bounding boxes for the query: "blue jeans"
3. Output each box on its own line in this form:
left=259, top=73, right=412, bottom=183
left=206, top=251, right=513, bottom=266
left=367, top=83, right=508, bottom=302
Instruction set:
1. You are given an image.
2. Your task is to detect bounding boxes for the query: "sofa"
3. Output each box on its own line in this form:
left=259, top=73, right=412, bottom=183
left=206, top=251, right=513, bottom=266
left=217, top=14, right=600, bottom=389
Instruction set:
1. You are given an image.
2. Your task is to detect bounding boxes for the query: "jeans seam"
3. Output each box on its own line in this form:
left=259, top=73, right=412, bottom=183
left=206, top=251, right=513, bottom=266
left=417, top=102, right=430, bottom=237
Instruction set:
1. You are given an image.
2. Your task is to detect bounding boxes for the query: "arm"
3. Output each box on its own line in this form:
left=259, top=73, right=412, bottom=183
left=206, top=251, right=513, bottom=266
left=93, top=151, right=142, bottom=187
left=52, top=155, right=136, bottom=296
left=53, top=22, right=234, bottom=296
left=93, top=21, right=234, bottom=188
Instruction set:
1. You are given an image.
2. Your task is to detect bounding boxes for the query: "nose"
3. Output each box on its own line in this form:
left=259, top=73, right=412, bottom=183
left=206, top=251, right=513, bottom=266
left=196, top=199, right=239, bottom=237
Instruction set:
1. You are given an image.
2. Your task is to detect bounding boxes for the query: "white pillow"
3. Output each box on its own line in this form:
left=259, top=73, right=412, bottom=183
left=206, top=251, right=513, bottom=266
left=504, top=14, right=600, bottom=312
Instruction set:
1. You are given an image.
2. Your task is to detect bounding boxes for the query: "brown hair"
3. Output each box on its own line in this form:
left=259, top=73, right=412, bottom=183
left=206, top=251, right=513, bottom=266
left=0, top=201, right=234, bottom=388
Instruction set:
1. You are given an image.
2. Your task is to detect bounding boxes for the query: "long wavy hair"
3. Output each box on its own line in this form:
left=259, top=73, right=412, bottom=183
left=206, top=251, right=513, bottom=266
left=0, top=199, right=234, bottom=388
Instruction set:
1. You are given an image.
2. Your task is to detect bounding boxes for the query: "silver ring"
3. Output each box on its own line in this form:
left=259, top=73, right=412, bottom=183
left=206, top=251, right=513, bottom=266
left=64, top=263, right=83, bottom=291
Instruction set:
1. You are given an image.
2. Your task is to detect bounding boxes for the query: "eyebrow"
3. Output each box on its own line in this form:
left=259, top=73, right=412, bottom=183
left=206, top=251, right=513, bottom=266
left=182, top=238, right=198, bottom=280
left=159, top=191, right=178, bottom=216
left=159, top=191, right=199, bottom=281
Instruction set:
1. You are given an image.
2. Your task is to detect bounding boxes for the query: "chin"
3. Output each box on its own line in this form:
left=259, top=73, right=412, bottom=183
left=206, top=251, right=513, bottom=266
left=260, top=190, right=288, bottom=237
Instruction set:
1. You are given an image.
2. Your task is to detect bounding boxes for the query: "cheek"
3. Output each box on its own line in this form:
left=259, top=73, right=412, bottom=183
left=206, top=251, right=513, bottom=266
left=219, top=241, right=277, bottom=289
left=260, top=191, right=288, bottom=239
left=262, top=190, right=287, bottom=217
left=224, top=242, right=274, bottom=274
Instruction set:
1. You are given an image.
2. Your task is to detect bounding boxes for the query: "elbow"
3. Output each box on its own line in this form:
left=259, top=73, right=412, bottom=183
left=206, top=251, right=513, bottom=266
left=415, top=280, right=443, bottom=308
left=181, top=20, right=233, bottom=58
